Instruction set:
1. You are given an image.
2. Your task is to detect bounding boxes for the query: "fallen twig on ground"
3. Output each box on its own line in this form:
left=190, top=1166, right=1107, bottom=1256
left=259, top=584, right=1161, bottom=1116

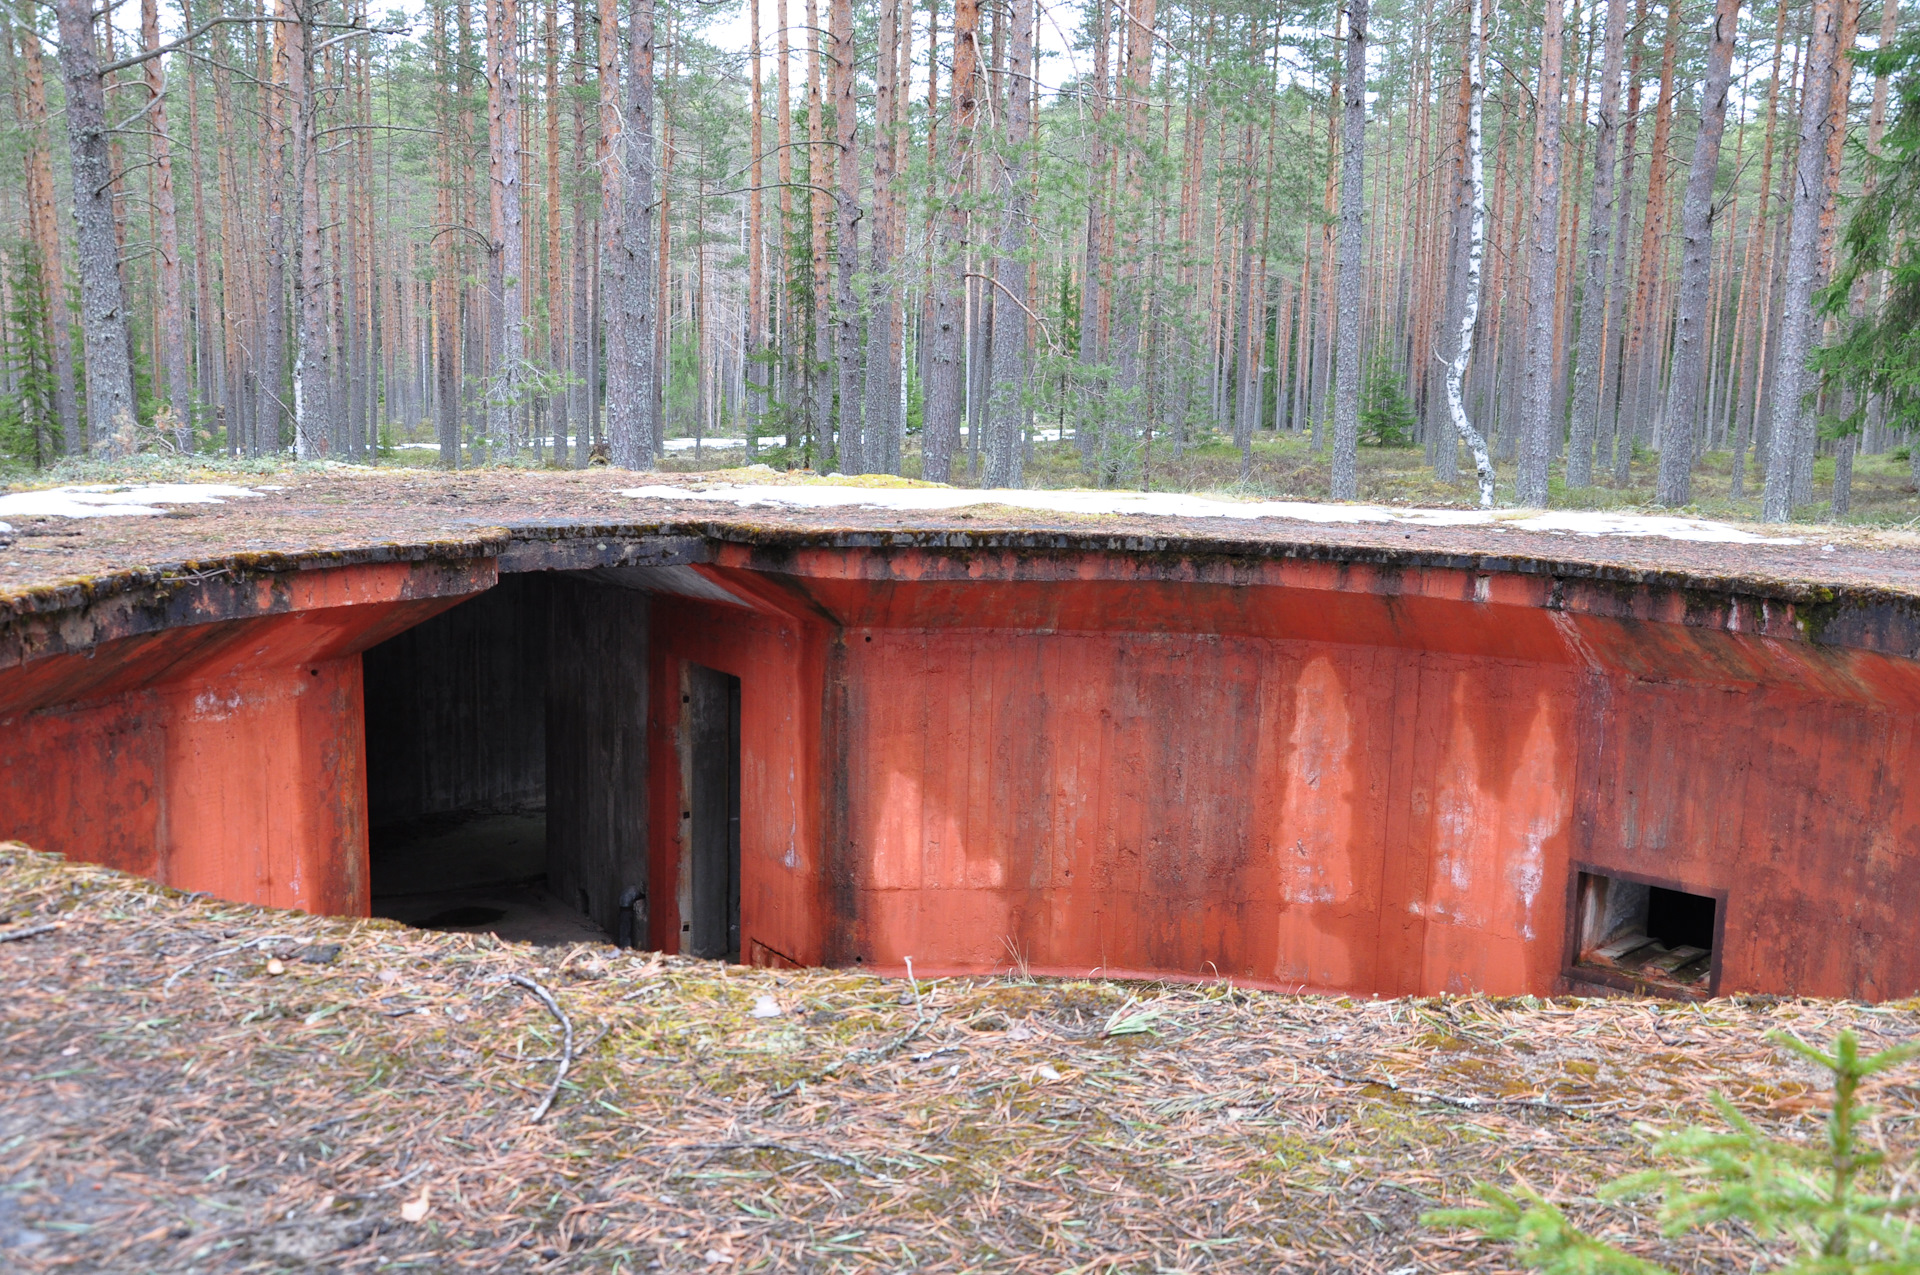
left=506, top=972, right=574, bottom=1123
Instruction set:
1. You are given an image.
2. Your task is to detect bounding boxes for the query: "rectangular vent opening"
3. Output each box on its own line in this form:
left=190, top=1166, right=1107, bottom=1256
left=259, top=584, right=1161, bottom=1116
left=1573, top=871, right=1718, bottom=994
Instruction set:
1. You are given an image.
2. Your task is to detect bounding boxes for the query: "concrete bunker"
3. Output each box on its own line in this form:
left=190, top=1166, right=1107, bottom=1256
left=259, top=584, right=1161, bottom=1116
left=4, top=518, right=1920, bottom=1001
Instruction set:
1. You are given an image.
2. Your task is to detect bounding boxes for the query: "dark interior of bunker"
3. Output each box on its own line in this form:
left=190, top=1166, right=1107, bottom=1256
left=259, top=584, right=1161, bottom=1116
left=362, top=571, right=740, bottom=950
left=1571, top=868, right=1722, bottom=994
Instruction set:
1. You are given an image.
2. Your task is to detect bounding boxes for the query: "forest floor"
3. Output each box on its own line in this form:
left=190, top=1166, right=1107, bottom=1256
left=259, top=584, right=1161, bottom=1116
left=5, top=428, right=1918, bottom=529
left=5, top=846, right=1919, bottom=1273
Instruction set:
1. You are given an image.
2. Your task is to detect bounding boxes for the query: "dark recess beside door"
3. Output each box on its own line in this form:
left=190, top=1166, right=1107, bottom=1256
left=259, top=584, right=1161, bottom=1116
left=686, top=665, right=741, bottom=962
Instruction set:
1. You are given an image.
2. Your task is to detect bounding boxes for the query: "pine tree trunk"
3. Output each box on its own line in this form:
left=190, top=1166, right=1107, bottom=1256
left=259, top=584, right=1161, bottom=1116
left=830, top=0, right=862, bottom=473
left=606, top=0, right=657, bottom=469
left=15, top=28, right=80, bottom=454
left=862, top=0, right=901, bottom=475
left=1654, top=0, right=1742, bottom=505
left=485, top=0, right=523, bottom=454
left=568, top=0, right=592, bottom=464
left=1566, top=0, right=1626, bottom=487
left=1232, top=125, right=1259, bottom=465
left=801, top=0, right=827, bottom=464
left=1076, top=0, right=1110, bottom=467
left=286, top=0, right=329, bottom=458
left=1761, top=0, right=1843, bottom=520
left=776, top=0, right=795, bottom=443
left=542, top=0, right=564, bottom=458
left=185, top=0, right=221, bottom=442
left=1730, top=3, right=1786, bottom=495
left=55, top=0, right=138, bottom=454
left=1795, top=0, right=1860, bottom=506
left=746, top=0, right=766, bottom=455
left=925, top=0, right=978, bottom=483
left=1330, top=0, right=1368, bottom=500
left=434, top=1, right=461, bottom=465
left=983, top=0, right=1034, bottom=487
left=1602, top=0, right=1647, bottom=484
left=1516, top=0, right=1566, bottom=506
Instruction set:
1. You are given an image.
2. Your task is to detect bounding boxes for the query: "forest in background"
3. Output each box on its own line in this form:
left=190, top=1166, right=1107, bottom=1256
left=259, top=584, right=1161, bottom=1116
left=1, top=0, right=1917, bottom=520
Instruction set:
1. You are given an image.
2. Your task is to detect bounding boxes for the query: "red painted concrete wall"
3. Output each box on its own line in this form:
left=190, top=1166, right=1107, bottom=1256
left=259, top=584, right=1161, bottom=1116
left=0, top=560, right=492, bottom=915
left=680, top=544, right=1920, bottom=1001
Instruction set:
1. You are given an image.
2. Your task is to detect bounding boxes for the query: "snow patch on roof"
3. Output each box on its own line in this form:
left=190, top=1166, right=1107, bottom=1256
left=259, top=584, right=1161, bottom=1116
left=622, top=483, right=1802, bottom=545
left=0, top=483, right=263, bottom=520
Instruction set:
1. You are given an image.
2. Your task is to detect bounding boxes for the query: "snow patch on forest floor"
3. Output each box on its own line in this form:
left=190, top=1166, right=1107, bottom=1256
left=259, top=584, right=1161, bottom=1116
left=393, top=437, right=749, bottom=453
left=0, top=483, right=262, bottom=532
left=623, top=483, right=1804, bottom=545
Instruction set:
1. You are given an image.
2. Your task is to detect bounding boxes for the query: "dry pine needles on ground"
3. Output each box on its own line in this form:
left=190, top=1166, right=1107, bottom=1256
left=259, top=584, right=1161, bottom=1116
left=2, top=845, right=1916, bottom=1273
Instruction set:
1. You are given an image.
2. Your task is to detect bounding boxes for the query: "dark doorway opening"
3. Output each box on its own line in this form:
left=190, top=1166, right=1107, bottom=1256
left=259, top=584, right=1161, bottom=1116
left=1571, top=869, right=1721, bottom=994
left=362, top=574, right=651, bottom=947
left=686, top=665, right=741, bottom=962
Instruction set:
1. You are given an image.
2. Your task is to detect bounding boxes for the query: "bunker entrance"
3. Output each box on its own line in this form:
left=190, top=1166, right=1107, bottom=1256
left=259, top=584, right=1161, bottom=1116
left=361, top=575, right=651, bottom=947
left=1572, top=869, right=1720, bottom=995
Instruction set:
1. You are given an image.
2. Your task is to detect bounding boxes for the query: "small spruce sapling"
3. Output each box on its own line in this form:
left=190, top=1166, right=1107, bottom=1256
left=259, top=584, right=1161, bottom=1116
left=1425, top=1030, right=1920, bottom=1273
left=1359, top=358, right=1416, bottom=448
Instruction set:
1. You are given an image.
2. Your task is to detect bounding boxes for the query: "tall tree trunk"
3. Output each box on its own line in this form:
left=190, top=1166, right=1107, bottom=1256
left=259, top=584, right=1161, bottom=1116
left=1448, top=0, right=1496, bottom=507
left=15, top=27, right=80, bottom=453
left=1232, top=124, right=1259, bottom=467
left=486, top=0, right=523, bottom=455
left=1602, top=0, right=1647, bottom=484
left=605, top=0, right=657, bottom=468
left=434, top=0, right=460, bottom=465
left=1313, top=71, right=1338, bottom=450
left=747, top=0, right=766, bottom=453
left=596, top=0, right=625, bottom=459
left=862, top=0, right=902, bottom=475
left=1799, top=0, right=1860, bottom=507
left=1761, top=0, right=1843, bottom=520
left=287, top=0, right=329, bottom=458
left=1567, top=0, right=1626, bottom=487
left=569, top=0, right=592, bottom=464
left=1330, top=0, right=1368, bottom=500
left=1654, top=0, right=1742, bottom=505
left=829, top=0, right=861, bottom=473
left=543, top=0, right=564, bottom=459
left=983, top=0, right=1035, bottom=487
left=1077, top=0, right=1110, bottom=468
left=925, top=0, right=979, bottom=482
left=55, top=0, right=137, bottom=453
left=1727, top=8, right=1783, bottom=494
left=1111, top=0, right=1156, bottom=409
left=185, top=0, right=220, bottom=442
left=651, top=17, right=672, bottom=457
left=1620, top=0, right=1681, bottom=466
left=1433, top=23, right=1471, bottom=479
left=1516, top=0, right=1566, bottom=506
left=795, top=0, right=822, bottom=464
left=776, top=0, right=794, bottom=441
